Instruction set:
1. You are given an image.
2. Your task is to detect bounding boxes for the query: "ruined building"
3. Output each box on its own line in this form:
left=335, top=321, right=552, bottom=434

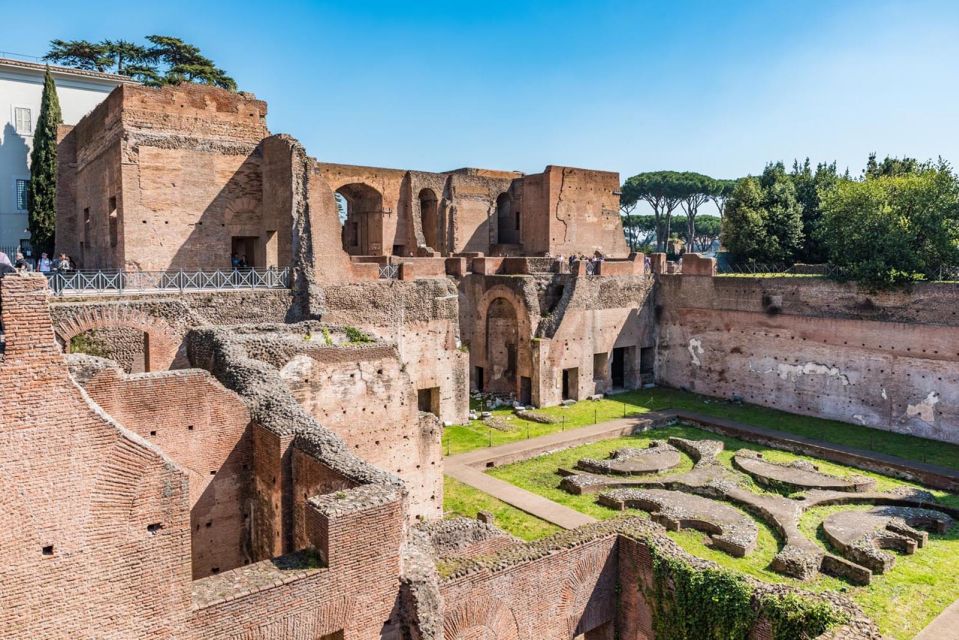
left=1, top=82, right=956, bottom=639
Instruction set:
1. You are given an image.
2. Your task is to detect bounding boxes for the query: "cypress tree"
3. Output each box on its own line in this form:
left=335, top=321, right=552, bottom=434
left=27, top=67, right=62, bottom=256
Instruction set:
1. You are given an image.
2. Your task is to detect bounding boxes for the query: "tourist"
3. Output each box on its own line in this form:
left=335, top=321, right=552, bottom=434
left=231, top=252, right=240, bottom=270
left=37, top=252, right=53, bottom=273
left=57, top=254, right=71, bottom=272
left=14, top=250, right=31, bottom=272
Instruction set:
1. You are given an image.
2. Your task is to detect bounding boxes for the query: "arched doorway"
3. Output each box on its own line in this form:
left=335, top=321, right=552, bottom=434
left=496, top=192, right=519, bottom=245
left=485, top=297, right=519, bottom=394
left=337, top=183, right=384, bottom=255
left=419, top=188, right=439, bottom=250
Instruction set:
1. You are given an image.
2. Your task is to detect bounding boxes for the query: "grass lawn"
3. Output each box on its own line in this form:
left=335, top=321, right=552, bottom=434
left=477, top=423, right=959, bottom=640
left=443, top=387, right=959, bottom=471
left=442, top=476, right=559, bottom=541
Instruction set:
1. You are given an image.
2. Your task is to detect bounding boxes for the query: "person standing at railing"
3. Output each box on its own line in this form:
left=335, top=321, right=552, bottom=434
left=14, top=250, right=31, bottom=272
left=37, top=253, right=53, bottom=274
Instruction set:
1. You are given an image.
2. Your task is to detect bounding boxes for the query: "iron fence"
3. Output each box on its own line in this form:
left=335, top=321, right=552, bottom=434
left=715, top=263, right=843, bottom=278
left=379, top=264, right=399, bottom=280
left=716, top=262, right=959, bottom=282
left=47, top=268, right=290, bottom=295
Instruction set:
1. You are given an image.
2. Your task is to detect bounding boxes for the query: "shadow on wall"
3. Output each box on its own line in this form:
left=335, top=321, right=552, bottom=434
left=164, top=150, right=280, bottom=272
left=0, top=122, right=30, bottom=237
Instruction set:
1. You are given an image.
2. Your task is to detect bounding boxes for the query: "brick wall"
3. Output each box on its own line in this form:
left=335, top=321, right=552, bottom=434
left=657, top=276, right=959, bottom=443
left=280, top=345, right=442, bottom=519
left=440, top=536, right=619, bottom=638
left=0, top=273, right=193, bottom=638
left=82, top=368, right=254, bottom=578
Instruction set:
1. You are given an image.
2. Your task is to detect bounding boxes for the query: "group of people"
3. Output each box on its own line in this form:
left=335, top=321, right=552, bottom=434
left=562, top=251, right=606, bottom=271
left=0, top=251, right=75, bottom=276
left=230, top=253, right=251, bottom=270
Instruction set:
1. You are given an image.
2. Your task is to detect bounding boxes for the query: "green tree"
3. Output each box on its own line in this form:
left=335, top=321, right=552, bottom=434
left=693, top=215, right=722, bottom=252
left=790, top=159, right=838, bottom=263
left=621, top=214, right=657, bottom=250
left=27, top=68, right=63, bottom=257
left=864, top=152, right=924, bottom=179
left=145, top=35, right=236, bottom=90
left=44, top=36, right=236, bottom=91
left=44, top=39, right=111, bottom=71
left=102, top=39, right=156, bottom=75
left=620, top=171, right=685, bottom=251
left=758, top=163, right=804, bottom=263
left=674, top=172, right=719, bottom=253
left=820, top=164, right=959, bottom=286
left=721, top=177, right=766, bottom=261
left=710, top=178, right=737, bottom=220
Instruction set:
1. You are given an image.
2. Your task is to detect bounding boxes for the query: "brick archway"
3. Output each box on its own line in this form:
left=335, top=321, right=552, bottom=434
left=474, top=285, right=533, bottom=396
left=54, top=306, right=182, bottom=371
left=443, top=596, right=520, bottom=640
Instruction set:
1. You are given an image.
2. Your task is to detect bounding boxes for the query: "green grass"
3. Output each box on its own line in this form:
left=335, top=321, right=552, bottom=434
left=474, top=424, right=959, bottom=640
left=444, top=388, right=959, bottom=471
left=442, top=476, right=559, bottom=541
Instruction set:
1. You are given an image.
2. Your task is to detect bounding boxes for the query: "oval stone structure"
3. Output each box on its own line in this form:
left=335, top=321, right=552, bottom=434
left=733, top=450, right=874, bottom=492
left=598, top=488, right=758, bottom=557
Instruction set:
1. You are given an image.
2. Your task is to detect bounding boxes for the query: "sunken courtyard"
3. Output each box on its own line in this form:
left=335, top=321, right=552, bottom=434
left=1, top=83, right=958, bottom=640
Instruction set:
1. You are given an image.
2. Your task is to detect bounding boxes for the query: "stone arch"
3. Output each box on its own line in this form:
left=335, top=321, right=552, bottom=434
left=444, top=596, right=520, bottom=640
left=558, top=548, right=616, bottom=637
left=336, top=183, right=385, bottom=255
left=55, top=306, right=182, bottom=372
left=474, top=286, right=533, bottom=396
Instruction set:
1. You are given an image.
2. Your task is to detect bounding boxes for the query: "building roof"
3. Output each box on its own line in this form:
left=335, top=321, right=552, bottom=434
left=0, top=55, right=137, bottom=85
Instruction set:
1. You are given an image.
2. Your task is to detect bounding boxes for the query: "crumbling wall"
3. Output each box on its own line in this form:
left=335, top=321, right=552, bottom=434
left=539, top=166, right=627, bottom=259
left=320, top=279, right=470, bottom=424
left=279, top=342, right=443, bottom=519
left=657, top=276, right=959, bottom=443
left=462, top=272, right=655, bottom=406
left=58, top=84, right=274, bottom=271
left=0, top=274, right=193, bottom=638
left=81, top=367, right=253, bottom=578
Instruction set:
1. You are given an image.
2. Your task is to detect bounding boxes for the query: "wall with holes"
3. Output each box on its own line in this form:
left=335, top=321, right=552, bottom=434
left=82, top=367, right=254, bottom=578
left=277, top=344, right=443, bottom=520
left=656, top=275, right=959, bottom=444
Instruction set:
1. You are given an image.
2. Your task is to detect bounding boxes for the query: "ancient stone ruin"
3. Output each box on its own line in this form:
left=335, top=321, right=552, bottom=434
left=1, top=81, right=957, bottom=639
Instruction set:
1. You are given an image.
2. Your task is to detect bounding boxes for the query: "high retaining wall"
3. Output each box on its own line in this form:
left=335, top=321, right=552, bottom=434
left=656, top=276, right=959, bottom=444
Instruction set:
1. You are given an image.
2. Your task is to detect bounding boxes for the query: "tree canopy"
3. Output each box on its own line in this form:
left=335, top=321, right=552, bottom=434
left=44, top=35, right=236, bottom=90
left=820, top=163, right=959, bottom=286
left=621, top=171, right=724, bottom=252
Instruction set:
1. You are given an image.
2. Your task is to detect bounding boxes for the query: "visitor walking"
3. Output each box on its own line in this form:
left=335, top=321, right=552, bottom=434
left=37, top=253, right=53, bottom=274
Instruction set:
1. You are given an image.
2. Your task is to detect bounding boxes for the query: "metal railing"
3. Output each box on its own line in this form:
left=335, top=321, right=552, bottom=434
left=379, top=264, right=399, bottom=280
left=47, top=268, right=290, bottom=295
left=715, top=263, right=959, bottom=282
left=715, top=263, right=844, bottom=278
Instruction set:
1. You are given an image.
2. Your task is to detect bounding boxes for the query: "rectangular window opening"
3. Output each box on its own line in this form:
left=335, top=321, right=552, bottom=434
left=14, top=107, right=32, bottom=134
left=15, top=179, right=29, bottom=211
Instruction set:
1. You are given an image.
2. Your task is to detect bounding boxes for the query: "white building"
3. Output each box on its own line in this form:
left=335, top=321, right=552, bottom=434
left=0, top=56, right=131, bottom=254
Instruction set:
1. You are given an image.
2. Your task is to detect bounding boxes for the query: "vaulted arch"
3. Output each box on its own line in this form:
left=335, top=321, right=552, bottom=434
left=54, top=306, right=182, bottom=372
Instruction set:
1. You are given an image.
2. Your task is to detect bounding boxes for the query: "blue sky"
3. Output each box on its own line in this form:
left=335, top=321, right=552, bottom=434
left=4, top=0, right=959, bottom=186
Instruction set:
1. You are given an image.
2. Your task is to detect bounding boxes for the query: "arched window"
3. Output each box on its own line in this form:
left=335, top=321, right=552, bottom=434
left=336, top=183, right=384, bottom=255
